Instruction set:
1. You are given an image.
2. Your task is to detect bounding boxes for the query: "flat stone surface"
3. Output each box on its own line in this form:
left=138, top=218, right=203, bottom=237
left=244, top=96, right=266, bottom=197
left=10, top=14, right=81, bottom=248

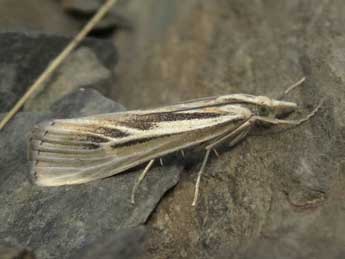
left=50, top=88, right=126, bottom=118
left=71, top=226, right=146, bottom=259
left=62, top=0, right=128, bottom=32
left=0, top=32, right=117, bottom=113
left=62, top=0, right=102, bottom=15
left=23, top=47, right=112, bottom=112
left=0, top=0, right=79, bottom=34
left=0, top=90, right=181, bottom=259
left=0, top=244, right=36, bottom=259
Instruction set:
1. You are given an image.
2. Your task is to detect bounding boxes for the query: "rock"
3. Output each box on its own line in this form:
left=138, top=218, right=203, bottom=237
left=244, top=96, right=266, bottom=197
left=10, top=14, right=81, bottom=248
left=24, top=47, right=112, bottom=112
left=92, top=11, right=131, bottom=32
left=62, top=0, right=103, bottom=15
left=0, top=90, right=181, bottom=259
left=0, top=244, right=36, bottom=259
left=0, top=64, right=18, bottom=113
left=71, top=226, right=146, bottom=259
left=50, top=88, right=126, bottom=118
left=112, top=1, right=345, bottom=259
left=0, top=0, right=80, bottom=34
left=0, top=32, right=117, bottom=113
left=62, top=0, right=129, bottom=33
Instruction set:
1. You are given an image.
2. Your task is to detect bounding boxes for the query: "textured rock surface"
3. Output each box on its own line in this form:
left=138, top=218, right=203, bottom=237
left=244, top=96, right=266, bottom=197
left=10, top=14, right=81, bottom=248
left=50, top=88, right=125, bottom=118
left=23, top=47, right=112, bottom=112
left=0, top=244, right=36, bottom=259
left=62, top=0, right=128, bottom=33
left=62, top=0, right=103, bottom=15
left=71, top=226, right=146, bottom=259
left=0, top=0, right=79, bottom=34
left=112, top=1, right=345, bottom=259
left=0, top=89, right=180, bottom=259
left=0, top=32, right=117, bottom=113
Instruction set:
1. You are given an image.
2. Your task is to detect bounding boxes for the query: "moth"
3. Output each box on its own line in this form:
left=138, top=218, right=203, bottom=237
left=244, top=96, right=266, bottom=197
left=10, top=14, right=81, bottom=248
left=28, top=78, right=321, bottom=206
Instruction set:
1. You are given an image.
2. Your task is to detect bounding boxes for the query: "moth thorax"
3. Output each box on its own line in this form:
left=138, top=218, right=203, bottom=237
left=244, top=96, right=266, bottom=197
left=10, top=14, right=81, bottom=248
left=256, top=96, right=273, bottom=106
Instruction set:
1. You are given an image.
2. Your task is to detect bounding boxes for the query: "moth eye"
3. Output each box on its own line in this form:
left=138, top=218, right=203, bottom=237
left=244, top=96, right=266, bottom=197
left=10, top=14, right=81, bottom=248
left=258, top=106, right=270, bottom=116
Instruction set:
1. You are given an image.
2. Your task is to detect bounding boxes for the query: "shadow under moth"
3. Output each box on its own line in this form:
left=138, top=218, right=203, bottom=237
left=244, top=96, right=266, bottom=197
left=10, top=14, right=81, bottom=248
left=28, top=78, right=321, bottom=206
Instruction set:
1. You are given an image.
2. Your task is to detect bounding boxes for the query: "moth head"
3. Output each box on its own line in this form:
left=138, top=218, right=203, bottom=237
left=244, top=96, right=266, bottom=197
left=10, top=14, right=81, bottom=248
left=255, top=96, right=297, bottom=118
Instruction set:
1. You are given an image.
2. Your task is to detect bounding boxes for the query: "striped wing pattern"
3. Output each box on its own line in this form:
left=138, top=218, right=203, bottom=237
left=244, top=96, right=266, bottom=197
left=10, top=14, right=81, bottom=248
left=29, top=98, right=252, bottom=186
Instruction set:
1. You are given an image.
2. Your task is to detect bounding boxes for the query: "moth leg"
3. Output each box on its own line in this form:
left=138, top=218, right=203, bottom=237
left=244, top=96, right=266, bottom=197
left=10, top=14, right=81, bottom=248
left=192, top=121, right=253, bottom=206
left=192, top=149, right=211, bottom=206
left=160, top=158, right=164, bottom=166
left=180, top=150, right=185, bottom=158
left=228, top=126, right=251, bottom=147
left=206, top=120, right=253, bottom=150
left=131, top=159, right=155, bottom=204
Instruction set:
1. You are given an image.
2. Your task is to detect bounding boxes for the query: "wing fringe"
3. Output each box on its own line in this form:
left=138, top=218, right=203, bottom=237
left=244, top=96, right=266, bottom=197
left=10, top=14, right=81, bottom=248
left=29, top=119, right=117, bottom=186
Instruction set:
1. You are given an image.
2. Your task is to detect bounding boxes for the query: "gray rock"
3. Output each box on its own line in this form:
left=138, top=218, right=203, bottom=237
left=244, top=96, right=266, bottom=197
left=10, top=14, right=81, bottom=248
left=93, top=11, right=131, bottom=32
left=0, top=32, right=117, bottom=112
left=0, top=90, right=181, bottom=259
left=71, top=226, right=146, bottom=259
left=62, top=0, right=129, bottom=32
left=23, top=47, right=112, bottom=112
left=0, top=0, right=80, bottom=34
left=0, top=244, right=36, bottom=259
left=62, top=0, right=102, bottom=15
left=50, top=88, right=126, bottom=118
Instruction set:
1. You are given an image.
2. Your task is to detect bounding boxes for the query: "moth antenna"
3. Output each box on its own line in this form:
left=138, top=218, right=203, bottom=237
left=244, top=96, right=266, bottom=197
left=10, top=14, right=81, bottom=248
left=278, top=77, right=306, bottom=100
left=252, top=98, right=324, bottom=135
left=294, top=98, right=324, bottom=126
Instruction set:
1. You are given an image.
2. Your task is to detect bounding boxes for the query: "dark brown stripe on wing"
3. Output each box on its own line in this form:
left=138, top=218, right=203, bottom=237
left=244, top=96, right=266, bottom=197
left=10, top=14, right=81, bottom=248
left=92, top=126, right=130, bottom=138
left=117, top=120, right=155, bottom=130
left=40, top=122, right=130, bottom=140
left=140, top=112, right=223, bottom=122
left=110, top=133, right=180, bottom=148
left=117, top=112, right=224, bottom=130
left=80, top=143, right=100, bottom=150
left=85, top=135, right=110, bottom=143
left=111, top=116, right=244, bottom=149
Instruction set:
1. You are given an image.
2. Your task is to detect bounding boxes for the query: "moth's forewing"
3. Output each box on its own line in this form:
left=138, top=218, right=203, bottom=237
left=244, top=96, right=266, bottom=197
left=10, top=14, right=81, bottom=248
left=120, top=94, right=261, bottom=114
left=29, top=102, right=252, bottom=186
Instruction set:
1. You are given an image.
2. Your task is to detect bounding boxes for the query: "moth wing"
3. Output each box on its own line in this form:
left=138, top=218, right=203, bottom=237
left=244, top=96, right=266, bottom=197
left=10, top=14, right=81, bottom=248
left=148, top=94, right=261, bottom=113
left=29, top=116, right=134, bottom=186
left=55, top=94, right=256, bottom=123
left=29, top=114, right=193, bottom=186
left=29, top=98, right=251, bottom=186
left=82, top=94, right=252, bottom=118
